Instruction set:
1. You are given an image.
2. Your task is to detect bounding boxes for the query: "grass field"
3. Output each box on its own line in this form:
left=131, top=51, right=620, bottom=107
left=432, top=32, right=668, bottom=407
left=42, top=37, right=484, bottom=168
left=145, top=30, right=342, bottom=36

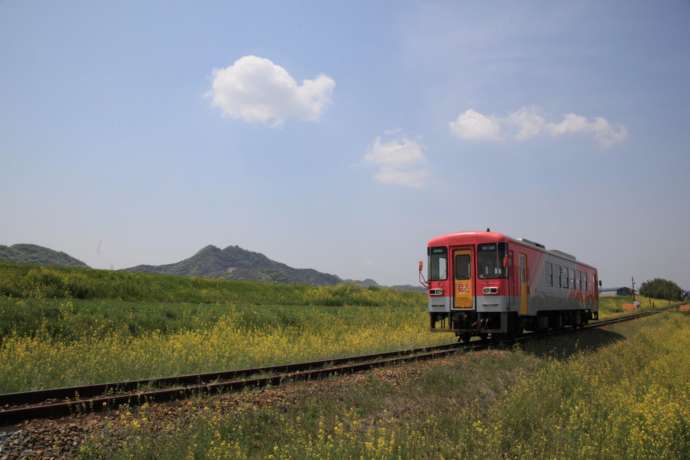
left=78, top=311, right=690, bottom=459
left=0, top=262, right=677, bottom=394
left=0, top=263, right=423, bottom=307
left=0, top=263, right=442, bottom=393
left=599, top=294, right=675, bottom=317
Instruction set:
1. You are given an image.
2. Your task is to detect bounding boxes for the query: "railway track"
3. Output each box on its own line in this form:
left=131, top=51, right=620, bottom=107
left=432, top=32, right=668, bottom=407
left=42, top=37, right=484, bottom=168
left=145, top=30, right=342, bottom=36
left=0, top=305, right=678, bottom=426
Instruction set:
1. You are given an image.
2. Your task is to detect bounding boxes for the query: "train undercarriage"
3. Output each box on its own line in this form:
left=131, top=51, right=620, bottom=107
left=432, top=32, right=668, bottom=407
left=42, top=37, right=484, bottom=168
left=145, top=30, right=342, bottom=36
left=430, top=309, right=598, bottom=342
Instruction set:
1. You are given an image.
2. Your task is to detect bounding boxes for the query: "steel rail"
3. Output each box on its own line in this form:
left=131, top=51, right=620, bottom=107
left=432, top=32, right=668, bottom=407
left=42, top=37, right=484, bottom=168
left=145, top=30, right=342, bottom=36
left=0, top=305, right=678, bottom=426
left=0, top=342, right=469, bottom=407
left=0, top=343, right=485, bottom=425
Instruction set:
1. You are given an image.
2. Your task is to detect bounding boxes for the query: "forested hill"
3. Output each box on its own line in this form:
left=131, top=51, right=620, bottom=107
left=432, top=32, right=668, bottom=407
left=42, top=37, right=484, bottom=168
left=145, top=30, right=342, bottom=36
left=124, top=244, right=342, bottom=286
left=0, top=244, right=89, bottom=268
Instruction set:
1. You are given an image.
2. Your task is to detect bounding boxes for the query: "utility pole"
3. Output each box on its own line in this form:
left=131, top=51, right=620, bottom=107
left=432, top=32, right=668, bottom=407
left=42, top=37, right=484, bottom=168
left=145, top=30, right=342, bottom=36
left=632, top=276, right=636, bottom=302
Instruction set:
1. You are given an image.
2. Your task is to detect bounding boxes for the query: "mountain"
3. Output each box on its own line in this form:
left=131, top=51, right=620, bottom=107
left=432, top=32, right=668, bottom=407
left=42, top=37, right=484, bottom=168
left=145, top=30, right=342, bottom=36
left=125, top=245, right=342, bottom=285
left=0, top=244, right=89, bottom=268
left=344, top=278, right=380, bottom=288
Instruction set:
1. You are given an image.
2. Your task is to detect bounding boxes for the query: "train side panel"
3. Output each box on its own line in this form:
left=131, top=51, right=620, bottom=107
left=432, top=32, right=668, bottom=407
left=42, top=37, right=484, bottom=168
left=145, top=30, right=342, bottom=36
left=519, top=242, right=598, bottom=316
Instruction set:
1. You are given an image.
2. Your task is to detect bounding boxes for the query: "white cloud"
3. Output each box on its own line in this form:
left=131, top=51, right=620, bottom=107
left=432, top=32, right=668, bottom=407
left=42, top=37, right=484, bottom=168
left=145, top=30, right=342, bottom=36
left=449, top=106, right=628, bottom=147
left=449, top=109, right=502, bottom=141
left=364, top=136, right=429, bottom=188
left=210, top=55, right=335, bottom=124
left=508, top=106, right=546, bottom=141
left=547, top=113, right=628, bottom=147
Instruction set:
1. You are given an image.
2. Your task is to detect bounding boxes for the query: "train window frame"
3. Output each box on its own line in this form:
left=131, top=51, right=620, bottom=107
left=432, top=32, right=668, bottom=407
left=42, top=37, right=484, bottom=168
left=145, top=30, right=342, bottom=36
left=454, top=254, right=471, bottom=280
left=428, top=247, right=448, bottom=281
left=476, top=242, right=508, bottom=279
left=545, top=262, right=554, bottom=287
left=564, top=267, right=569, bottom=289
left=557, top=264, right=562, bottom=288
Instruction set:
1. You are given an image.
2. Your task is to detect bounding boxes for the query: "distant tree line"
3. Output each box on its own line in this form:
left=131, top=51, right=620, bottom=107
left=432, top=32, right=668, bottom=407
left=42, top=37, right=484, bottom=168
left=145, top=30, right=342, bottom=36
left=639, top=278, right=684, bottom=301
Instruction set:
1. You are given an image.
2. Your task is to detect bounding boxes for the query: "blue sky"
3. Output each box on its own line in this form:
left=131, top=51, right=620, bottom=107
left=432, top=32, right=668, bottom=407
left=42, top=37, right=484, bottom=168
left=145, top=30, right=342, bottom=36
left=1, top=1, right=689, bottom=288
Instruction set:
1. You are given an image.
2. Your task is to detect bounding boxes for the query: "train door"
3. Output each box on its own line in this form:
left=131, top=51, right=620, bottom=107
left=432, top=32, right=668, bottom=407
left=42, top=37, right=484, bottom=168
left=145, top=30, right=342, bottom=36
left=453, top=248, right=474, bottom=309
left=519, top=253, right=529, bottom=315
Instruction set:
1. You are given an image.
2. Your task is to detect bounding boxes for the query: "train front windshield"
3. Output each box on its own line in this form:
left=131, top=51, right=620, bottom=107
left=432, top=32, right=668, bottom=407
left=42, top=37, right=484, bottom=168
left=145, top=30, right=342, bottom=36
left=477, top=243, right=507, bottom=279
left=428, top=247, right=448, bottom=280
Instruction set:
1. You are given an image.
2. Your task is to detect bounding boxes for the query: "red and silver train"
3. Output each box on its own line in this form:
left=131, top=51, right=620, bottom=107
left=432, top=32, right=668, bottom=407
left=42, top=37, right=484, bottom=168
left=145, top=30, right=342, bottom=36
left=423, top=230, right=599, bottom=341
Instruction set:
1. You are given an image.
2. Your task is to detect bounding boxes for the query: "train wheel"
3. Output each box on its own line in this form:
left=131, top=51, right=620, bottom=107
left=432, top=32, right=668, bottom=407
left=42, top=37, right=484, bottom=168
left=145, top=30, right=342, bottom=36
left=458, top=333, right=472, bottom=343
left=479, top=333, right=489, bottom=341
left=574, top=311, right=584, bottom=329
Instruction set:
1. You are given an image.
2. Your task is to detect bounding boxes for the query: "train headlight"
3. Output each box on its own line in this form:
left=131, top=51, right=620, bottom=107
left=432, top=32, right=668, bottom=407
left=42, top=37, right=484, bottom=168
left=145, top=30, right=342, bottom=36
left=482, top=287, right=498, bottom=295
left=429, top=288, right=443, bottom=296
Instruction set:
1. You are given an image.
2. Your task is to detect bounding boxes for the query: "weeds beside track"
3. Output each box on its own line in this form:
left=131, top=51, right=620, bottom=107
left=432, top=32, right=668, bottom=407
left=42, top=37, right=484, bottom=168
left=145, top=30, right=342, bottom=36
left=0, top=305, right=678, bottom=426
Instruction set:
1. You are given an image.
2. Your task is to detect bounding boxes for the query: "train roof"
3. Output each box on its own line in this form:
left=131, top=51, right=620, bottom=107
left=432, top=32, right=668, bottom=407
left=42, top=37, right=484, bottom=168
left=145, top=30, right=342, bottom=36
left=427, top=230, right=596, bottom=270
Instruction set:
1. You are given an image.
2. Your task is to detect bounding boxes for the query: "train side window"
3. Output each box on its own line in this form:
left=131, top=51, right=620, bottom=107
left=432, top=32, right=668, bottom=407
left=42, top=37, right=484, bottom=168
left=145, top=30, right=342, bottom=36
left=562, top=266, right=566, bottom=288
left=563, top=267, right=570, bottom=289
left=557, top=265, right=562, bottom=287
left=575, top=271, right=579, bottom=291
left=585, top=274, right=588, bottom=292
left=545, top=262, right=554, bottom=287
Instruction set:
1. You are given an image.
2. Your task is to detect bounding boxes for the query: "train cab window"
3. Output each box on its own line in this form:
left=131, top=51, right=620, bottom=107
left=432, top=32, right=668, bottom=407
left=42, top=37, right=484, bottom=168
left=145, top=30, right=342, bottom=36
left=455, top=254, right=471, bottom=280
left=428, top=247, right=448, bottom=281
left=477, top=242, right=507, bottom=279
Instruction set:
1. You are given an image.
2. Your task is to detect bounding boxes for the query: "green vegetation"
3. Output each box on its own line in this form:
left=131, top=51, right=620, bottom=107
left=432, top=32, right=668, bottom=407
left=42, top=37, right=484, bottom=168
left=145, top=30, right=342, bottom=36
left=0, top=262, right=422, bottom=306
left=0, top=243, right=88, bottom=267
left=599, top=294, right=675, bottom=317
left=0, top=297, right=233, bottom=340
left=640, top=277, right=685, bottom=301
left=0, top=302, right=446, bottom=393
left=0, top=261, right=677, bottom=396
left=0, top=262, right=437, bottom=393
left=80, top=312, right=690, bottom=459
